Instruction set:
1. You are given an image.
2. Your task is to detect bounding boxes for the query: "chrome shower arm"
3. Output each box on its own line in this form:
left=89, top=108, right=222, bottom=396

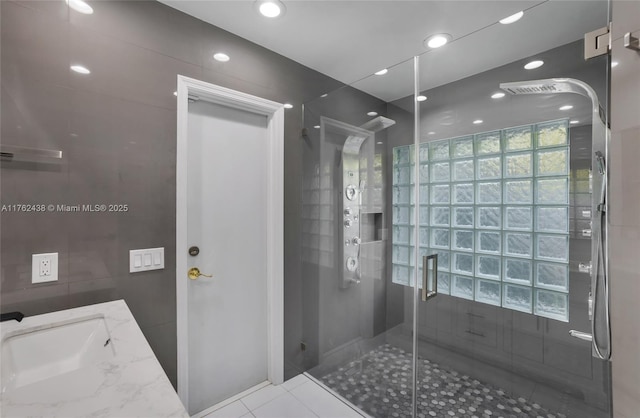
left=499, top=78, right=605, bottom=125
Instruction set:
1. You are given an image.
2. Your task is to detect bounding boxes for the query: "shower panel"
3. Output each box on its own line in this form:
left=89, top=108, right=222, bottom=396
left=500, top=78, right=611, bottom=359
left=324, top=116, right=396, bottom=289
left=342, top=145, right=365, bottom=287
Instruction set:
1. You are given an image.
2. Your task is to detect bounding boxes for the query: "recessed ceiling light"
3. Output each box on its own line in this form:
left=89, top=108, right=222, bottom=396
left=283, top=103, right=293, bottom=109
left=70, top=65, right=90, bottom=74
left=377, top=141, right=383, bottom=145
left=374, top=69, right=388, bottom=76
left=491, top=92, right=505, bottom=99
left=314, top=125, right=320, bottom=129
left=320, top=93, right=328, bottom=98
left=524, top=60, right=544, bottom=70
left=416, top=95, right=427, bottom=102
left=66, top=0, right=93, bottom=15
left=570, top=120, right=579, bottom=124
left=213, top=53, right=230, bottom=62
left=425, top=33, right=452, bottom=49
left=367, top=111, right=378, bottom=117
left=173, top=91, right=178, bottom=97
left=611, top=61, right=619, bottom=68
left=559, top=105, right=573, bottom=111
left=428, top=131, right=436, bottom=135
left=473, top=119, right=483, bottom=124
left=255, top=1, right=286, bottom=18
left=499, top=11, right=524, bottom=24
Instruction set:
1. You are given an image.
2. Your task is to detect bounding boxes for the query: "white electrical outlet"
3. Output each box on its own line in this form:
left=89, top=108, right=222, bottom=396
left=40, top=258, right=51, bottom=276
left=32, top=253, right=58, bottom=284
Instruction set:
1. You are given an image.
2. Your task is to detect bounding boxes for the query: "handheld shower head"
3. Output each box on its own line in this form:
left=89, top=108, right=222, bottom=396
left=595, top=151, right=606, bottom=175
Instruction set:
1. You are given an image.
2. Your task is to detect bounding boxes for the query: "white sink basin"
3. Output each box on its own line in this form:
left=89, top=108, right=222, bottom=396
left=1, top=315, right=115, bottom=392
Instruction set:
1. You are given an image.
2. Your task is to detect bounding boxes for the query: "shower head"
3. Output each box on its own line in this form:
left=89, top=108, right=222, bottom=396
left=499, top=78, right=604, bottom=124
left=359, top=116, right=396, bottom=133
left=500, top=78, right=594, bottom=98
left=343, top=116, right=396, bottom=155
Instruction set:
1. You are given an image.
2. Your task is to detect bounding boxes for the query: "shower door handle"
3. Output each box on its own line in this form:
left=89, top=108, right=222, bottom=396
left=569, top=330, right=593, bottom=342
left=422, top=254, right=438, bottom=301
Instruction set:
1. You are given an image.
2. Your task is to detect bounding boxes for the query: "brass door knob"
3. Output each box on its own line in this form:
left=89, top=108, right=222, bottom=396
left=188, top=267, right=212, bottom=280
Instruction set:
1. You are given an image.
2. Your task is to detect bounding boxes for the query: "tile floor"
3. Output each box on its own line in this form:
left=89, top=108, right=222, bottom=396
left=320, top=344, right=568, bottom=418
left=203, top=374, right=364, bottom=418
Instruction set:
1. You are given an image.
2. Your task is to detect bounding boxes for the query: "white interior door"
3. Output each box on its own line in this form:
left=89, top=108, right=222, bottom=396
left=176, top=76, right=284, bottom=416
left=185, top=100, right=269, bottom=414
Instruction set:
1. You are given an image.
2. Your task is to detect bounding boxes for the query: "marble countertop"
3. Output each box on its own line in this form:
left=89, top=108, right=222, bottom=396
left=0, top=300, right=189, bottom=418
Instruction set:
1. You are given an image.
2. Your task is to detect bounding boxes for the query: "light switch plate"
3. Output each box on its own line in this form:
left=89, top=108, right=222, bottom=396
left=129, top=247, right=164, bottom=273
left=32, top=253, right=58, bottom=284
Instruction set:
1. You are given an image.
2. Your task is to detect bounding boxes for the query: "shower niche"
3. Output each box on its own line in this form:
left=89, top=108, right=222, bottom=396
left=359, top=212, right=383, bottom=242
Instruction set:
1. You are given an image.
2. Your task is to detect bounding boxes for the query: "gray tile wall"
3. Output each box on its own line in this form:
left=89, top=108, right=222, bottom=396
left=300, top=87, right=390, bottom=370
left=0, top=0, right=352, bottom=388
left=609, top=1, right=640, bottom=416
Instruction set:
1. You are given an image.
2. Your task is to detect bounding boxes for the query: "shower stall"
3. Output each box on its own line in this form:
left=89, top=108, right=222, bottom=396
left=299, top=1, right=612, bottom=417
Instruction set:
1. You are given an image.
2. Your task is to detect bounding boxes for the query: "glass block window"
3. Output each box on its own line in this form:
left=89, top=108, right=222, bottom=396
left=392, top=120, right=571, bottom=321
left=569, top=166, right=592, bottom=240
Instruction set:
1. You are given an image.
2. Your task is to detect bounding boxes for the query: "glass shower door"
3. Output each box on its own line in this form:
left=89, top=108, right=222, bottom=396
left=300, top=2, right=612, bottom=417
left=302, top=58, right=418, bottom=418
left=411, top=1, right=612, bottom=416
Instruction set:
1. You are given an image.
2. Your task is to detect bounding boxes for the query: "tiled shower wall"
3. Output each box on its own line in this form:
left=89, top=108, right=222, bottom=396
left=300, top=89, right=391, bottom=371
left=0, top=0, right=375, bottom=386
left=609, top=0, right=640, bottom=416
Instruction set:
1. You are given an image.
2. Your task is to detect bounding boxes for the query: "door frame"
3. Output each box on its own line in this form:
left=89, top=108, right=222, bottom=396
left=175, top=75, right=284, bottom=408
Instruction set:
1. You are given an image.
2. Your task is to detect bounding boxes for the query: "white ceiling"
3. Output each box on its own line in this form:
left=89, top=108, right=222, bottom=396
left=159, top=0, right=608, bottom=101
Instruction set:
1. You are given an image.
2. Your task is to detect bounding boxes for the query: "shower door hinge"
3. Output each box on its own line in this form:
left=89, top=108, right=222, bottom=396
left=584, top=25, right=611, bottom=60
left=624, top=32, right=640, bottom=52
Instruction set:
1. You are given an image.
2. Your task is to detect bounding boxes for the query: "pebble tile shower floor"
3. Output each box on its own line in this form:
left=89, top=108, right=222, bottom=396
left=320, top=344, right=565, bottom=418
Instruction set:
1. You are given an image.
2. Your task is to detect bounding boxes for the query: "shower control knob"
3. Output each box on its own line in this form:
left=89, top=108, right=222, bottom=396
left=579, top=262, right=592, bottom=274
left=345, top=184, right=358, bottom=201
left=344, top=219, right=352, bottom=227
left=346, top=257, right=358, bottom=272
left=344, top=208, right=352, bottom=215
left=345, top=239, right=351, bottom=246
left=352, top=237, right=361, bottom=245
